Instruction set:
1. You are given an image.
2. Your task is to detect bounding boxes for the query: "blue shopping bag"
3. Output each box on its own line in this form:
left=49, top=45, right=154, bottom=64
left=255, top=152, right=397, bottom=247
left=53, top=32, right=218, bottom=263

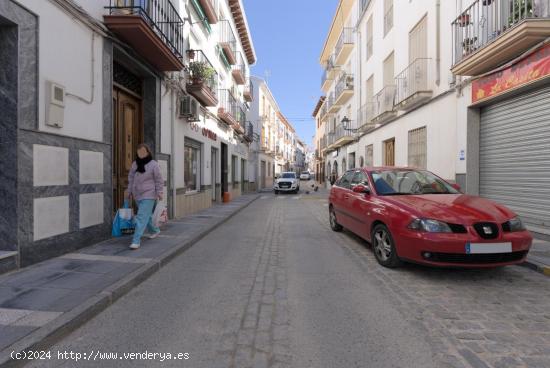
left=112, top=200, right=135, bottom=237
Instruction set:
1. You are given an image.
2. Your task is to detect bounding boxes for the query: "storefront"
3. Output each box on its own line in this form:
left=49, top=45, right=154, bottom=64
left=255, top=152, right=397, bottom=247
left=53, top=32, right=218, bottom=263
left=471, top=43, right=550, bottom=236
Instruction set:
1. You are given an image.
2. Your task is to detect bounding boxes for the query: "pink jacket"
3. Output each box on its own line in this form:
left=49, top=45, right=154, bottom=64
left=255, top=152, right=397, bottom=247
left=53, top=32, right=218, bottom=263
left=127, top=160, right=164, bottom=200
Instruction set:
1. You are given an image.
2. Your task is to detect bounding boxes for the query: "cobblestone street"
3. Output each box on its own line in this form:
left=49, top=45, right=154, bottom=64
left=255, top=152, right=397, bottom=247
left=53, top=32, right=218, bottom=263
left=29, top=191, right=550, bottom=368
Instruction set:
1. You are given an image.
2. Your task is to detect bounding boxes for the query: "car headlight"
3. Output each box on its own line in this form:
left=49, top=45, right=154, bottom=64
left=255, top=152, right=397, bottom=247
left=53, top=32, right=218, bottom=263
left=408, top=219, right=452, bottom=233
left=504, top=216, right=525, bottom=232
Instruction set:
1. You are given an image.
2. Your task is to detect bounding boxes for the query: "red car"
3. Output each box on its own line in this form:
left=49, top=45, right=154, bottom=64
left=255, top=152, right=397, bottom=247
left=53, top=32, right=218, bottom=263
left=329, top=167, right=532, bottom=268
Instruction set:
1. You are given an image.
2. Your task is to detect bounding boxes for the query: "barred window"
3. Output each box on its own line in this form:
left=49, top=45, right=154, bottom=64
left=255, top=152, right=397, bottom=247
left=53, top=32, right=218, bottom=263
left=408, top=127, right=427, bottom=169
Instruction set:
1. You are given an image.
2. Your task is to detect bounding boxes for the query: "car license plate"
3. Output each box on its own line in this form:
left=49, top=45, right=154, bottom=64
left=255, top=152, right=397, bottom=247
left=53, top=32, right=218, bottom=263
left=465, top=242, right=512, bottom=254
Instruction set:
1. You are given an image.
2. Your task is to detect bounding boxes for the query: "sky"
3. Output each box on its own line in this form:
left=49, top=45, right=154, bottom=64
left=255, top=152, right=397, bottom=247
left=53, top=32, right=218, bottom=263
left=242, top=0, right=338, bottom=148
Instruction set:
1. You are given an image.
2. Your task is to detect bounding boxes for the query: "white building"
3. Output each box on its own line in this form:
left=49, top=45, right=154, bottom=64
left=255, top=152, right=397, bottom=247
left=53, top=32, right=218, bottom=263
left=315, top=0, right=550, bottom=236
left=0, top=0, right=256, bottom=272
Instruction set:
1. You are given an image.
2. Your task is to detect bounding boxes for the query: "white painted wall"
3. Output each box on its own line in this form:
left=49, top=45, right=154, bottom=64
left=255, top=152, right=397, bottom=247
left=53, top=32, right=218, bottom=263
left=19, top=0, right=104, bottom=142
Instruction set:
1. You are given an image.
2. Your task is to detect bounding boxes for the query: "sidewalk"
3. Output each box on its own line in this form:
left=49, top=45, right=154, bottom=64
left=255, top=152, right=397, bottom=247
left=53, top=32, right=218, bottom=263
left=523, top=239, right=550, bottom=276
left=0, top=194, right=259, bottom=367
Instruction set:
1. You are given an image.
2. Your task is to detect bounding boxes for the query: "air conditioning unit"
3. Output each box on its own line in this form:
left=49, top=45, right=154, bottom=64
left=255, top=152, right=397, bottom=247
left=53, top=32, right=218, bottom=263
left=45, top=81, right=65, bottom=128
left=179, top=95, right=200, bottom=122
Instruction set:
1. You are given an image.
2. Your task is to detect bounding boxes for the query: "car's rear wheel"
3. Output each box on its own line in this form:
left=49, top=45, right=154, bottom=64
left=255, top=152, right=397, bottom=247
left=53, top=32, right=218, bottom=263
left=329, top=206, right=343, bottom=232
left=371, top=224, right=402, bottom=268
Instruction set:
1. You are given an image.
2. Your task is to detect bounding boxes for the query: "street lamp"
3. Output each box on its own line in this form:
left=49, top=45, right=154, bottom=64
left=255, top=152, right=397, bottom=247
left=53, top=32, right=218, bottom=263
left=341, top=116, right=358, bottom=132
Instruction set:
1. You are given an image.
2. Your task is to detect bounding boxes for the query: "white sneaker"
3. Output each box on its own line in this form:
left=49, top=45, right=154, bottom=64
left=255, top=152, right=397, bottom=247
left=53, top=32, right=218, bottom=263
left=129, top=243, right=140, bottom=250
left=147, top=231, right=160, bottom=239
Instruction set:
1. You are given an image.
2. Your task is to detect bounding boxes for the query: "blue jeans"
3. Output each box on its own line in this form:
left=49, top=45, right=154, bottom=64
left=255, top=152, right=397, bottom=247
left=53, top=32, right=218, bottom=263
left=132, top=199, right=160, bottom=245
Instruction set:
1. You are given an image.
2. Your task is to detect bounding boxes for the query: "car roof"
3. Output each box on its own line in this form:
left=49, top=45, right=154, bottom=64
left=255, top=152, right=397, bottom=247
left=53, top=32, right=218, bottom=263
left=350, top=166, right=417, bottom=172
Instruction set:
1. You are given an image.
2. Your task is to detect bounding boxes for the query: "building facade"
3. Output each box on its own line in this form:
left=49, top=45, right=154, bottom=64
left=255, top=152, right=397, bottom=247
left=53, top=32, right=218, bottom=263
left=0, top=0, right=256, bottom=273
left=247, top=76, right=303, bottom=189
left=314, top=0, right=550, bottom=237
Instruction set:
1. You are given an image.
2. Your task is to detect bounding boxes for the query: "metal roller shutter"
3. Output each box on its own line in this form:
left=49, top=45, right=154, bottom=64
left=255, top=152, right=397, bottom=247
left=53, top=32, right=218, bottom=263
left=480, top=85, right=550, bottom=234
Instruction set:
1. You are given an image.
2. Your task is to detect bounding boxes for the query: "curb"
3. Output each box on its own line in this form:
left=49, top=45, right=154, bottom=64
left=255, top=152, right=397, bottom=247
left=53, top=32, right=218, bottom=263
left=0, top=195, right=259, bottom=368
left=520, top=259, right=550, bottom=277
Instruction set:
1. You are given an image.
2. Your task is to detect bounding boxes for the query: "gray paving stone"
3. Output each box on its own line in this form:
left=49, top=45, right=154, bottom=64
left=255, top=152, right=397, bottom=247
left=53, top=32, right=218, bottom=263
left=12, top=310, right=62, bottom=327
left=0, top=325, right=37, bottom=350
left=0, top=308, right=32, bottom=325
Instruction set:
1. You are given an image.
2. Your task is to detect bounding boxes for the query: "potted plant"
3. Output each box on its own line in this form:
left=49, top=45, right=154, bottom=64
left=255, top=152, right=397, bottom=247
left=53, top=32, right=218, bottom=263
left=188, top=61, right=215, bottom=85
left=458, top=13, right=471, bottom=26
left=483, top=0, right=493, bottom=5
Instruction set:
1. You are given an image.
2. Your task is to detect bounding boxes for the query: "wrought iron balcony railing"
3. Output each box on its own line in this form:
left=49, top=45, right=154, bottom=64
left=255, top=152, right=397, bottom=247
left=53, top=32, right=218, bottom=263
left=361, top=0, right=372, bottom=12
left=232, top=51, right=246, bottom=84
left=244, top=77, right=254, bottom=102
left=186, top=49, right=219, bottom=104
left=395, top=58, right=431, bottom=105
left=335, top=73, right=354, bottom=101
left=219, top=19, right=237, bottom=64
left=335, top=28, right=354, bottom=61
left=105, top=0, right=185, bottom=70
left=373, top=85, right=397, bottom=118
left=452, top=0, right=550, bottom=66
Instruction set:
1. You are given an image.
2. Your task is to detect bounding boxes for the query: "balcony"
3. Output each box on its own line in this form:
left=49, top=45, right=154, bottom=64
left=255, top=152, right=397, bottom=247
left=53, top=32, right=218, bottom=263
left=234, top=103, right=246, bottom=135
left=244, top=78, right=254, bottom=102
left=193, top=0, right=218, bottom=24
left=104, top=0, right=185, bottom=71
left=232, top=51, right=246, bottom=84
left=334, top=28, right=354, bottom=65
left=321, top=54, right=340, bottom=91
left=395, top=58, right=433, bottom=111
left=186, top=50, right=219, bottom=106
left=334, top=73, right=354, bottom=106
left=218, top=89, right=241, bottom=131
left=219, top=20, right=237, bottom=65
left=451, top=0, right=550, bottom=76
left=357, top=102, right=376, bottom=132
left=331, top=121, right=357, bottom=149
left=327, top=92, right=339, bottom=114
left=371, top=85, right=397, bottom=125
left=319, top=101, right=329, bottom=123
left=244, top=122, right=254, bottom=142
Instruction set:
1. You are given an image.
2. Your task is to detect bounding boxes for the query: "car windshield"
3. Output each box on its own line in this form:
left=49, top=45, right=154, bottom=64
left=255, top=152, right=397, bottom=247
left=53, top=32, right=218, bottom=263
left=370, top=170, right=459, bottom=196
left=281, top=173, right=296, bottom=179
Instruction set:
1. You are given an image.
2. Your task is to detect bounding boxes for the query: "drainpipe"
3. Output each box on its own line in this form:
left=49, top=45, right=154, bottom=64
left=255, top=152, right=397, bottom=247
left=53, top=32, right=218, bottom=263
left=170, top=80, right=177, bottom=218
left=436, top=0, right=441, bottom=86
left=356, top=2, right=362, bottom=137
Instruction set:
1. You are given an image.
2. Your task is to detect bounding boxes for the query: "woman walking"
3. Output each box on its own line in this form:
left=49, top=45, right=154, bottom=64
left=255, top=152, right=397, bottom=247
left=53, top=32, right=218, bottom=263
left=127, top=143, right=164, bottom=250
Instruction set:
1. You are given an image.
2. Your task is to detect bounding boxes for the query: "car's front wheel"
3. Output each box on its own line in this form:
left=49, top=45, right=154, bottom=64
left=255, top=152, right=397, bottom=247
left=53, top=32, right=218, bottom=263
left=329, top=206, right=343, bottom=232
left=371, top=224, right=402, bottom=268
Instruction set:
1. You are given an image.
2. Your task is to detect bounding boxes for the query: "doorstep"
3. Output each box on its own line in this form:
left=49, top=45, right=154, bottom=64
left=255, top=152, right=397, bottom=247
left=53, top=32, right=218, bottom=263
left=0, top=194, right=259, bottom=367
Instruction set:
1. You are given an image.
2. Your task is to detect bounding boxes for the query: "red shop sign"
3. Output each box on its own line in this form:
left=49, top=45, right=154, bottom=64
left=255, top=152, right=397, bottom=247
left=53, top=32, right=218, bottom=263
left=202, top=128, right=217, bottom=141
left=472, top=43, right=550, bottom=104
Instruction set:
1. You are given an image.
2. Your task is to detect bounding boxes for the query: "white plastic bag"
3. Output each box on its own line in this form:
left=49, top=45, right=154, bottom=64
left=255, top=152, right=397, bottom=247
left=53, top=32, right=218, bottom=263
left=118, top=208, right=133, bottom=220
left=152, top=202, right=168, bottom=228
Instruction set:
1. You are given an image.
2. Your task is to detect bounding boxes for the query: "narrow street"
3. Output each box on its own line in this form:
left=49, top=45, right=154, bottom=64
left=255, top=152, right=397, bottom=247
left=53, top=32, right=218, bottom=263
left=29, top=190, right=550, bottom=368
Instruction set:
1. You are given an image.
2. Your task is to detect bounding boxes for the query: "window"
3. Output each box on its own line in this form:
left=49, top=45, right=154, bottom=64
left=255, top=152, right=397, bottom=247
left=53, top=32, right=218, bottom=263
left=184, top=139, right=201, bottom=192
left=366, top=75, right=374, bottom=102
left=409, top=15, right=428, bottom=63
left=384, top=0, right=393, bottom=36
left=383, top=52, right=395, bottom=87
left=351, top=171, right=368, bottom=187
left=408, top=127, right=427, bottom=169
left=366, top=145, right=374, bottom=167
left=231, top=155, right=238, bottom=183
left=366, top=16, right=373, bottom=60
left=339, top=171, right=355, bottom=189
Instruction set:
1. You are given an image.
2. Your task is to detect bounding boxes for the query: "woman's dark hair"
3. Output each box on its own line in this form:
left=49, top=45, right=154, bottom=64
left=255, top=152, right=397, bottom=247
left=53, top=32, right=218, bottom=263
left=136, top=143, right=153, bottom=159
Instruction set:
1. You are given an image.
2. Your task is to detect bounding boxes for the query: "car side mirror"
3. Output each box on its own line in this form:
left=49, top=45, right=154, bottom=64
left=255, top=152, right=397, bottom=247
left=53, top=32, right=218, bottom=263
left=353, top=184, right=370, bottom=194
left=451, top=183, right=461, bottom=191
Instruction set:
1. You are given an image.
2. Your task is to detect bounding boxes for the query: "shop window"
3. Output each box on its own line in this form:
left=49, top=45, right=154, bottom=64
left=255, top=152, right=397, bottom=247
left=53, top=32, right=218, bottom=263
left=184, top=139, right=201, bottom=192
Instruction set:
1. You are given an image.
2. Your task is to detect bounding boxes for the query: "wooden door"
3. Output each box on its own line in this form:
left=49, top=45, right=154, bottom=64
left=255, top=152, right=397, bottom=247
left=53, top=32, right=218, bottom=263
left=211, top=148, right=217, bottom=201
left=260, top=161, right=266, bottom=189
left=113, top=88, right=142, bottom=211
left=384, top=138, right=395, bottom=166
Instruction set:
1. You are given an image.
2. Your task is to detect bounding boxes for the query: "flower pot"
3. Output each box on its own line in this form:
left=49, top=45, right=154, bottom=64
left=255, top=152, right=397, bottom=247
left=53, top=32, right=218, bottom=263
left=458, top=14, right=470, bottom=26
left=483, top=0, right=493, bottom=5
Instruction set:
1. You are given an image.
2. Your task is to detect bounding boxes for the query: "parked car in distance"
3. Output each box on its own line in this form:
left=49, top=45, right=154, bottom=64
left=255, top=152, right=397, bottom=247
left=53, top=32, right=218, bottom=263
left=300, top=171, right=311, bottom=180
left=274, top=172, right=300, bottom=194
left=328, top=167, right=532, bottom=268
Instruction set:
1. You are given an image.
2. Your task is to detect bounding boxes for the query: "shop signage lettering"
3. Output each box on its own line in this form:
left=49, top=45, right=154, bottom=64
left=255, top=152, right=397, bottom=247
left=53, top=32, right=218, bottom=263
left=189, top=122, right=200, bottom=132
left=202, top=128, right=217, bottom=141
left=472, top=44, right=550, bottom=103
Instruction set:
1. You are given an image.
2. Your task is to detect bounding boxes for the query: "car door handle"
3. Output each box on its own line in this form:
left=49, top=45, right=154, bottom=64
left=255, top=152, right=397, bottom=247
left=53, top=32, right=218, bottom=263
left=344, top=195, right=349, bottom=199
